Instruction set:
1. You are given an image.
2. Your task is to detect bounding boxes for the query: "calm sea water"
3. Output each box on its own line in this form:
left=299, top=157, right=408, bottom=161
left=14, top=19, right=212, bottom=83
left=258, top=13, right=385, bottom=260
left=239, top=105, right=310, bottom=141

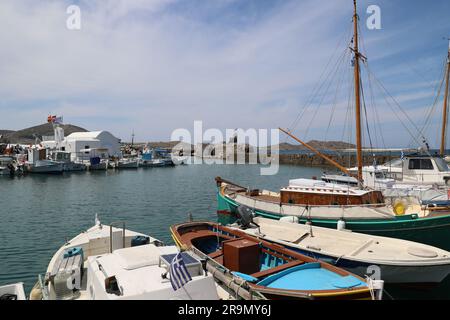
left=1, top=163, right=449, bottom=299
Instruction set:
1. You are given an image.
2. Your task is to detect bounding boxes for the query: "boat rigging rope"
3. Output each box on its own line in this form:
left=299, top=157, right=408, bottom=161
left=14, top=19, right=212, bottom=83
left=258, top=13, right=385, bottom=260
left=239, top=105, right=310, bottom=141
left=360, top=70, right=374, bottom=152
left=288, top=22, right=353, bottom=138
left=324, top=48, right=353, bottom=141
left=303, top=47, right=351, bottom=140
left=357, top=23, right=386, bottom=150
left=366, top=60, right=387, bottom=150
left=411, top=56, right=448, bottom=148
left=364, top=64, right=429, bottom=153
left=366, top=276, right=376, bottom=300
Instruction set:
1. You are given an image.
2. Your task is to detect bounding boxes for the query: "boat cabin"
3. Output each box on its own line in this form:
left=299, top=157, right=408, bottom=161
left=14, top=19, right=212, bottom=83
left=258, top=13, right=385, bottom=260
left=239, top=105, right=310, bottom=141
left=50, top=151, right=72, bottom=163
left=347, top=154, right=450, bottom=186
left=280, top=179, right=384, bottom=206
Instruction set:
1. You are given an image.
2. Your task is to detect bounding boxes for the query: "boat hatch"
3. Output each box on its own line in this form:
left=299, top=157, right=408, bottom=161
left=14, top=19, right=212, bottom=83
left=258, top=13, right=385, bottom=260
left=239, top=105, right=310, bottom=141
left=407, top=246, right=438, bottom=258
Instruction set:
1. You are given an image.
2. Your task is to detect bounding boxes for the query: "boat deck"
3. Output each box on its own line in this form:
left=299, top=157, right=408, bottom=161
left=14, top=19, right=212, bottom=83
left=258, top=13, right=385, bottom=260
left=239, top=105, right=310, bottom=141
left=248, top=194, right=280, bottom=203
left=240, top=217, right=450, bottom=266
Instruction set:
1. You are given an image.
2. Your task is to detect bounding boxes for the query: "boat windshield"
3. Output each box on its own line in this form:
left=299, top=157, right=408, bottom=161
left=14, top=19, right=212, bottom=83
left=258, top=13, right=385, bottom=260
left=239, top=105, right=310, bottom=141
left=434, top=157, right=450, bottom=172
left=383, top=158, right=402, bottom=168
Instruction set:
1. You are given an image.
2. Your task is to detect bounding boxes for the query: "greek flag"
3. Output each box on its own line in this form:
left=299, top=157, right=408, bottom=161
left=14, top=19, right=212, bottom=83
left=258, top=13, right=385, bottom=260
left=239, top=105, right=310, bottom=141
left=169, top=252, right=192, bottom=291
left=53, top=116, right=63, bottom=124
left=400, top=150, right=404, bottom=160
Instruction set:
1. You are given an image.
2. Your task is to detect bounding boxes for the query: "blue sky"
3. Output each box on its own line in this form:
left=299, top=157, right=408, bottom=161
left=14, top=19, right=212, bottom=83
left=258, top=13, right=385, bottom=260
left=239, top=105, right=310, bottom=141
left=0, top=0, right=449, bottom=148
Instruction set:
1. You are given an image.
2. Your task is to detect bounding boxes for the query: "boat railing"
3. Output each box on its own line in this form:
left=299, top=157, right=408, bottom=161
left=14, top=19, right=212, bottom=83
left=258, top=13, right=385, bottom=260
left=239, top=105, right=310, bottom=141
left=37, top=273, right=50, bottom=300
left=236, top=192, right=390, bottom=209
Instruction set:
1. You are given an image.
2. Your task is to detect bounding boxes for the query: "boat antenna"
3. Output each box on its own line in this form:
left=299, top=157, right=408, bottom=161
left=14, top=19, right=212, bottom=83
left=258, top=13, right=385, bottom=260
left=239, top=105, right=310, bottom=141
left=304, top=205, right=314, bottom=237
left=440, top=38, right=450, bottom=156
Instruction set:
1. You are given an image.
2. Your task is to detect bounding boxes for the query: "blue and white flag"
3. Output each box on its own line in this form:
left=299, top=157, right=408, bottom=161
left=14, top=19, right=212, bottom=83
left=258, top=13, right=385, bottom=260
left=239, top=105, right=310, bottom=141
left=400, top=150, right=404, bottom=160
left=169, top=252, right=192, bottom=291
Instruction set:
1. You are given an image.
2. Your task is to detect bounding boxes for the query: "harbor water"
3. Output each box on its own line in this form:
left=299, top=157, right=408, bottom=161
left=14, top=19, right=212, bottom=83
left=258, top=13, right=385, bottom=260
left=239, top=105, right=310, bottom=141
left=1, top=163, right=449, bottom=299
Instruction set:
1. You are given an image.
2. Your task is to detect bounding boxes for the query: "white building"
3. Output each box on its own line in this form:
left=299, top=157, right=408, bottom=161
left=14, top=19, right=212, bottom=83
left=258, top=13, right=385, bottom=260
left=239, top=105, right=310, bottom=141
left=64, top=131, right=121, bottom=160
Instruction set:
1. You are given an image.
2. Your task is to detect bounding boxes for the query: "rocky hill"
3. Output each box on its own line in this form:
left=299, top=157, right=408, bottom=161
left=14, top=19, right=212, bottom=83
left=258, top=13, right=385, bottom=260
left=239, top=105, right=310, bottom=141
left=0, top=123, right=87, bottom=144
left=277, top=140, right=356, bottom=151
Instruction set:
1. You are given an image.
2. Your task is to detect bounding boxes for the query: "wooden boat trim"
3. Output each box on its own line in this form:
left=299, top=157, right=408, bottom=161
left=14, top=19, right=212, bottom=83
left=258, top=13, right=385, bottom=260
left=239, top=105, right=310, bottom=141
left=219, top=179, right=388, bottom=209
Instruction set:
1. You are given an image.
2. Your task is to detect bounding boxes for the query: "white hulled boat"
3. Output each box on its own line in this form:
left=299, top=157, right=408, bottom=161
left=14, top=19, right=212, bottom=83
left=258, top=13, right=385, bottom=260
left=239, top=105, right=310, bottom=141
left=30, top=217, right=222, bottom=300
left=51, top=151, right=86, bottom=172
left=117, top=158, right=139, bottom=169
left=229, top=215, right=450, bottom=284
left=0, top=155, right=16, bottom=176
left=25, top=148, right=63, bottom=174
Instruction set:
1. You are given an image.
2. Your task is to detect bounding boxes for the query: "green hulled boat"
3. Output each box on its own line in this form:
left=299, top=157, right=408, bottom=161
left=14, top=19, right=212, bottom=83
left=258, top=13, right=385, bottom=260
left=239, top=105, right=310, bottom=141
left=216, top=177, right=450, bottom=251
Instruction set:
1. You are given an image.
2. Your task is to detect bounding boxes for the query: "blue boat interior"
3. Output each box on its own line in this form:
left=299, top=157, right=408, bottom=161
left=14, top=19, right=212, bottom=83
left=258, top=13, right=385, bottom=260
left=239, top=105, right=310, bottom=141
left=190, top=228, right=365, bottom=292
left=256, top=262, right=366, bottom=291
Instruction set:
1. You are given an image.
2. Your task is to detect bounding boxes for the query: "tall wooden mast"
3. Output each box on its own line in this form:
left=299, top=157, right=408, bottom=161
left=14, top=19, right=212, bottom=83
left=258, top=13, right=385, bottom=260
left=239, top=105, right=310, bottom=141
left=352, top=0, right=363, bottom=183
left=440, top=39, right=450, bottom=156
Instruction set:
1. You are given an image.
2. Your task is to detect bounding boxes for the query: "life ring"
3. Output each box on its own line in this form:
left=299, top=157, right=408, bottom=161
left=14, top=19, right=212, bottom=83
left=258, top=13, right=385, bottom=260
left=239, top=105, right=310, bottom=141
left=393, top=199, right=407, bottom=215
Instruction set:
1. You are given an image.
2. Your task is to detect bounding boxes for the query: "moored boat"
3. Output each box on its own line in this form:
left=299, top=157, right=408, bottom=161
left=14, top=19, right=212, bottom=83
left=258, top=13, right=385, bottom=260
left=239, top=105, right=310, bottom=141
left=117, top=158, right=139, bottom=169
left=0, top=155, right=18, bottom=176
left=171, top=221, right=382, bottom=300
left=216, top=176, right=450, bottom=251
left=227, top=212, right=450, bottom=285
left=86, top=156, right=108, bottom=171
left=25, top=159, right=64, bottom=174
left=30, top=217, right=221, bottom=300
left=50, top=151, right=86, bottom=172
left=25, top=147, right=64, bottom=174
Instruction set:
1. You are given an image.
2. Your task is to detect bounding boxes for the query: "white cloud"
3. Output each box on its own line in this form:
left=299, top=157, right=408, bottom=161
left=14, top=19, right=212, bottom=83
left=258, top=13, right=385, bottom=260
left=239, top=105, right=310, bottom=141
left=0, top=0, right=448, bottom=148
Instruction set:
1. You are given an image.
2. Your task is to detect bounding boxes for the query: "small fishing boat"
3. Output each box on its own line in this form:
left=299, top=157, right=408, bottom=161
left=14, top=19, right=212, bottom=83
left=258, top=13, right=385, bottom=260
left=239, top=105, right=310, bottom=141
left=171, top=221, right=382, bottom=300
left=117, top=158, right=139, bottom=169
left=141, top=159, right=175, bottom=167
left=25, top=147, right=64, bottom=174
left=0, top=155, right=17, bottom=176
left=25, top=159, right=64, bottom=174
left=77, top=148, right=109, bottom=171
left=227, top=211, right=450, bottom=285
left=50, top=151, right=86, bottom=172
left=30, top=217, right=221, bottom=300
left=86, top=156, right=108, bottom=171
left=139, top=147, right=176, bottom=168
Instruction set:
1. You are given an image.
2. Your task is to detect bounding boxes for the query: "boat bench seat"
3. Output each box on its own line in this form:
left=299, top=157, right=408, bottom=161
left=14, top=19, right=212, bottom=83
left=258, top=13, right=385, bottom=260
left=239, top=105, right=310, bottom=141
left=251, top=260, right=304, bottom=279
left=208, top=250, right=224, bottom=259
left=50, top=252, right=83, bottom=278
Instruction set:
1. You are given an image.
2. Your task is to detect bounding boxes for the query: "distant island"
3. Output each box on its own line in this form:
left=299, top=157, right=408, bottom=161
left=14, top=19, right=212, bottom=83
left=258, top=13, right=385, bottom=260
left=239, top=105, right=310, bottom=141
left=1, top=123, right=356, bottom=151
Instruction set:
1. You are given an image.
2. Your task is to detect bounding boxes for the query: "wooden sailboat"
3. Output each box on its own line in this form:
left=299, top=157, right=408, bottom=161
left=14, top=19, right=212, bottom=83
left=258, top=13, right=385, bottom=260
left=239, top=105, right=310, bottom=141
left=171, top=221, right=378, bottom=300
left=216, top=1, right=450, bottom=251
